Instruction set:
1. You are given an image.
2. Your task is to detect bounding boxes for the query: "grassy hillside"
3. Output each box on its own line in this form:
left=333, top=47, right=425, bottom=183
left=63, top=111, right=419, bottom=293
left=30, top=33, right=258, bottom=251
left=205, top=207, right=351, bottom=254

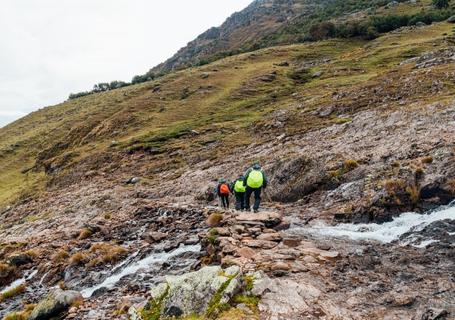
left=1, top=18, right=454, bottom=208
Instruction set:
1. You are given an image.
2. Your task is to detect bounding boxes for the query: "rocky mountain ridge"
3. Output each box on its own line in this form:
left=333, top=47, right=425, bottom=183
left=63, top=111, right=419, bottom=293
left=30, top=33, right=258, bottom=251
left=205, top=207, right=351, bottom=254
left=151, top=0, right=390, bottom=74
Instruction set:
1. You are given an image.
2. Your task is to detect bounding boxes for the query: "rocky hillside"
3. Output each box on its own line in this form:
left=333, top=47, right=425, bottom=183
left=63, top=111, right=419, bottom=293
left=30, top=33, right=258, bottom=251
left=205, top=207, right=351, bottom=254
left=151, top=0, right=390, bottom=74
left=1, top=1, right=455, bottom=319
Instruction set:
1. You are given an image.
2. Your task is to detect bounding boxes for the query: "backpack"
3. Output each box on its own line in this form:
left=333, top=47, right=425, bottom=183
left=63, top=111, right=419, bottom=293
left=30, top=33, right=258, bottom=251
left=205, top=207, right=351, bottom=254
left=220, top=183, right=230, bottom=195
left=247, top=170, right=264, bottom=188
left=234, top=180, right=246, bottom=193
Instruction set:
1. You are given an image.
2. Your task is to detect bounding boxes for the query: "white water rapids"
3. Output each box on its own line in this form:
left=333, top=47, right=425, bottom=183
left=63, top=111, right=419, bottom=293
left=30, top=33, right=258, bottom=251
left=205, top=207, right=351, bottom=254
left=81, top=244, right=201, bottom=298
left=290, top=205, right=455, bottom=245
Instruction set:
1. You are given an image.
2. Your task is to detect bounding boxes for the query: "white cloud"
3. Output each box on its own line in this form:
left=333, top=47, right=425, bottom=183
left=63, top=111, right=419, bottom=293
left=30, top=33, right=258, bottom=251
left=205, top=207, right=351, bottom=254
left=0, top=0, right=252, bottom=128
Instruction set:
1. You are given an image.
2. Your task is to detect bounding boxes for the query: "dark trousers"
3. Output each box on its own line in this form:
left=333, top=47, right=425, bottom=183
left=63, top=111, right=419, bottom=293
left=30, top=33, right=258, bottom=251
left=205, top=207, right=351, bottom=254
left=235, top=192, right=245, bottom=210
left=220, top=194, right=229, bottom=209
left=245, top=187, right=262, bottom=211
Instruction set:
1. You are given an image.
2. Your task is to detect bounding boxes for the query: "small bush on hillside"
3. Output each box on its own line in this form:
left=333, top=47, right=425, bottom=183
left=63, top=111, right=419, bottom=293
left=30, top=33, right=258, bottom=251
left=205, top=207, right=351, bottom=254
left=132, top=70, right=156, bottom=84
left=52, top=249, right=69, bottom=263
left=288, top=67, right=312, bottom=84
left=344, top=159, right=359, bottom=171
left=445, top=179, right=455, bottom=193
left=383, top=179, right=406, bottom=195
left=309, top=21, right=336, bottom=40
left=207, top=213, right=224, bottom=227
left=69, top=252, right=87, bottom=266
left=3, top=305, right=35, bottom=320
left=87, top=243, right=128, bottom=267
left=433, top=0, right=451, bottom=9
left=421, top=156, right=433, bottom=164
left=307, top=9, right=455, bottom=42
left=406, top=184, right=421, bottom=205
left=78, top=228, right=93, bottom=240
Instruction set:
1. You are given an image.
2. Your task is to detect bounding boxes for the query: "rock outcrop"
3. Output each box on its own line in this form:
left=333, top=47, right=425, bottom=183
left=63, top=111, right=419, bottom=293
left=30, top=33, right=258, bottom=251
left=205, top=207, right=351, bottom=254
left=29, top=289, right=83, bottom=320
left=129, top=266, right=242, bottom=319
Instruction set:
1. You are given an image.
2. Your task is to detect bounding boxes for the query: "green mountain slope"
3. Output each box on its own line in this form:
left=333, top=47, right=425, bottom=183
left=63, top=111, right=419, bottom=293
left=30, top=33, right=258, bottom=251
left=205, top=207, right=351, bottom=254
left=1, top=18, right=454, bottom=212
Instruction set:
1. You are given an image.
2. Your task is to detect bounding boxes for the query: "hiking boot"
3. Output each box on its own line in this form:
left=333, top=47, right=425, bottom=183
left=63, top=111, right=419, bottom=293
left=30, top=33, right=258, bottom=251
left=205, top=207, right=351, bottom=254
left=253, top=209, right=259, bottom=213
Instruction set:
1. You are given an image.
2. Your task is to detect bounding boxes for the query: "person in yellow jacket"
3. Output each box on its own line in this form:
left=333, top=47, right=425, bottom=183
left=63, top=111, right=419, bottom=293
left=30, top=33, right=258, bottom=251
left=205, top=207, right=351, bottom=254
left=243, top=163, right=268, bottom=213
left=231, top=175, right=246, bottom=211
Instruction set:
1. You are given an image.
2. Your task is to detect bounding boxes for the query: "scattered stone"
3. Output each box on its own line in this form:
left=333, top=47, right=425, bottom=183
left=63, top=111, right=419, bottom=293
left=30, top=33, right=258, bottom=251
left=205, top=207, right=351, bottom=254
left=236, top=247, right=257, bottom=259
left=236, top=212, right=282, bottom=228
left=270, top=261, right=291, bottom=271
left=256, top=232, right=282, bottom=242
left=282, top=238, right=301, bottom=247
left=146, top=232, right=168, bottom=243
left=184, top=235, right=199, bottom=245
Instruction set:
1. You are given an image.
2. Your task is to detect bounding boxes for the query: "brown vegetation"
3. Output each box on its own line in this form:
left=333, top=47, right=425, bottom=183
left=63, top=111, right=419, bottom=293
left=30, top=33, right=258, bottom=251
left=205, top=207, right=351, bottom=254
left=207, top=213, right=224, bottom=227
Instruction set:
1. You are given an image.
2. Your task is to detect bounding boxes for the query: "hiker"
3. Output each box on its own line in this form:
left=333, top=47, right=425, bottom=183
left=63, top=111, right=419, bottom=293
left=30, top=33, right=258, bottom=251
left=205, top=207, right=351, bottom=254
left=231, top=175, right=246, bottom=211
left=243, top=163, right=268, bottom=212
left=217, top=179, right=231, bottom=209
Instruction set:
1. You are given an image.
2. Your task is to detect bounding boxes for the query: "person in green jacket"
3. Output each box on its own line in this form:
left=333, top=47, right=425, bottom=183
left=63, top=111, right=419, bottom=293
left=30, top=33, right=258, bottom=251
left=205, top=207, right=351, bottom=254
left=231, top=175, right=246, bottom=211
left=243, top=163, right=268, bottom=212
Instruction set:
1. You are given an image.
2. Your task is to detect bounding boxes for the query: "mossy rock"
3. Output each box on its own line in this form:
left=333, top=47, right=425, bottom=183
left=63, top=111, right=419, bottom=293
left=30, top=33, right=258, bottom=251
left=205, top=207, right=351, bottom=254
left=29, top=289, right=83, bottom=320
left=132, top=266, right=241, bottom=319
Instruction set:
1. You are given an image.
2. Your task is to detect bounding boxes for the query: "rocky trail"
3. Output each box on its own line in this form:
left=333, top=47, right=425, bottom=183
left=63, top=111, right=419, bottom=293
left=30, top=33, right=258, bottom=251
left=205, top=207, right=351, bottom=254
left=1, top=199, right=453, bottom=319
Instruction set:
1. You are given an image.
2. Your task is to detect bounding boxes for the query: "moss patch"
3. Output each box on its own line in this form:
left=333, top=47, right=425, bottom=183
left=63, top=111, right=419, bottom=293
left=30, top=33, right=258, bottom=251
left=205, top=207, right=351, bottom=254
left=141, top=284, right=170, bottom=320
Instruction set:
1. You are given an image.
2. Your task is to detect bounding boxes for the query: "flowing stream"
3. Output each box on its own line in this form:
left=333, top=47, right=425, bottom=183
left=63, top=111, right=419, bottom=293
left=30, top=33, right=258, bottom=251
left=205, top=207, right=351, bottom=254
left=289, top=205, right=455, bottom=245
left=0, top=269, right=37, bottom=295
left=81, top=244, right=201, bottom=298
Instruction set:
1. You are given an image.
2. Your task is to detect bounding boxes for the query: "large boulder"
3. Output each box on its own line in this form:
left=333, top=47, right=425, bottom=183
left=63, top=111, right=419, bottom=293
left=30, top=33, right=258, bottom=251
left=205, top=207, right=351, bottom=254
left=129, top=266, right=241, bottom=319
left=447, top=15, right=455, bottom=23
left=29, top=289, right=83, bottom=320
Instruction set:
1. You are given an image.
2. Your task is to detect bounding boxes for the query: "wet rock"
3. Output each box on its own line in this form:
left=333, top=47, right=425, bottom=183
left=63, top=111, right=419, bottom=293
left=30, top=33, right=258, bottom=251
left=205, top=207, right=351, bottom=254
left=236, top=212, right=282, bottom=228
left=8, top=253, right=33, bottom=266
left=273, top=220, right=291, bottom=231
left=132, top=266, right=241, bottom=318
left=29, top=289, right=83, bottom=320
left=184, top=235, right=199, bottom=245
left=126, top=177, right=141, bottom=184
left=146, top=231, right=168, bottom=243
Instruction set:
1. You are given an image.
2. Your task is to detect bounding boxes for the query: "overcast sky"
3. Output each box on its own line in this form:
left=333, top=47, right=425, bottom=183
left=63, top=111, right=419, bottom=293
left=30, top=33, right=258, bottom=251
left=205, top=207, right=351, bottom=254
left=0, top=0, right=252, bottom=128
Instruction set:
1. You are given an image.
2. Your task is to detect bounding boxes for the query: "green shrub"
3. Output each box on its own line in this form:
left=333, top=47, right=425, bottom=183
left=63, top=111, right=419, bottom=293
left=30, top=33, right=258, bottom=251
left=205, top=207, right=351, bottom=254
left=433, top=0, right=451, bottom=9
